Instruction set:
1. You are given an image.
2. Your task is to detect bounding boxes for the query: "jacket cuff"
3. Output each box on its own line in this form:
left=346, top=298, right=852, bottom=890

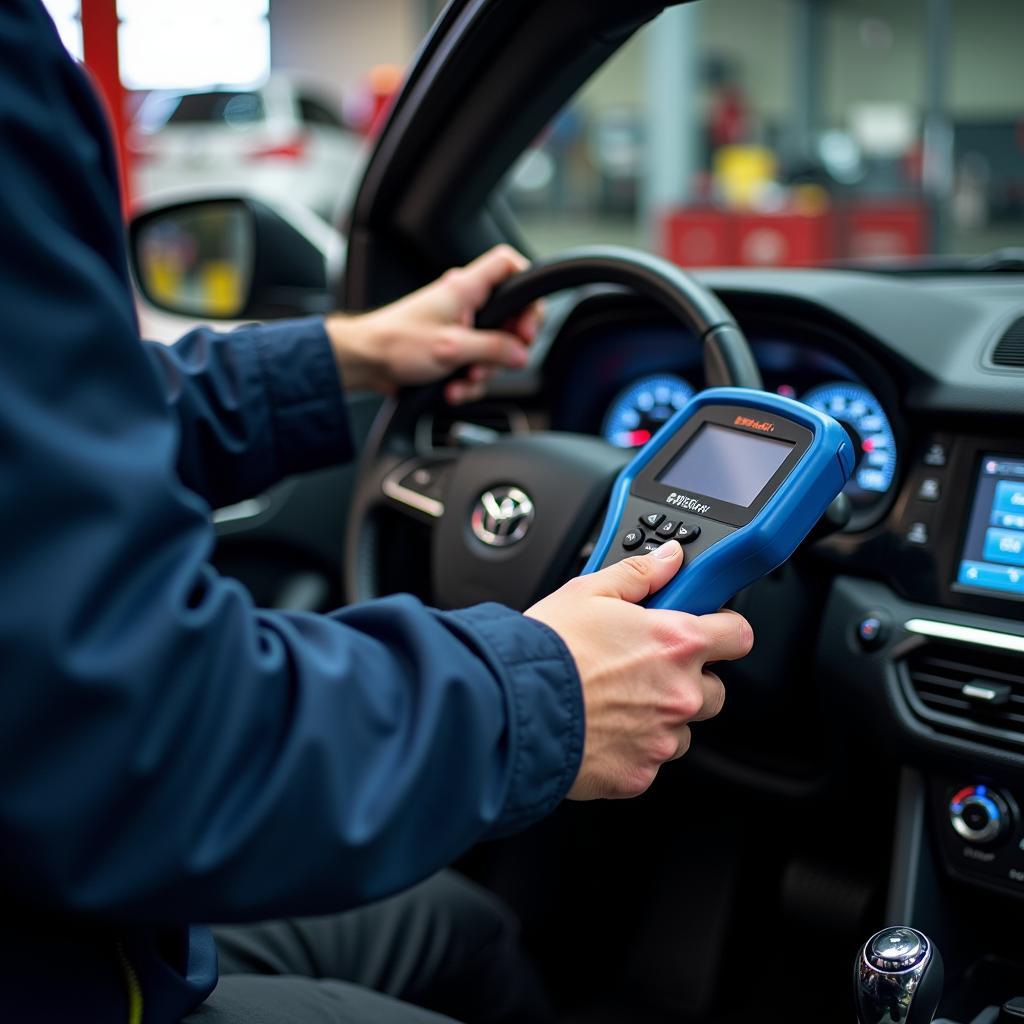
left=249, top=317, right=354, bottom=478
left=437, top=603, right=584, bottom=836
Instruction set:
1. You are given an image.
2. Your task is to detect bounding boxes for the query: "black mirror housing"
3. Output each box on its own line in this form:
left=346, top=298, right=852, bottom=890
left=129, top=196, right=331, bottom=321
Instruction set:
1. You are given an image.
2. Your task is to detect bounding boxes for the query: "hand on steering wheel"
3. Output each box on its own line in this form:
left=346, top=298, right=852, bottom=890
left=324, top=245, right=541, bottom=405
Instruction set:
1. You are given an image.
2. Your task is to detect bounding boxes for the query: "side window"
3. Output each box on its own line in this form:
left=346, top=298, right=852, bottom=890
left=298, top=97, right=345, bottom=130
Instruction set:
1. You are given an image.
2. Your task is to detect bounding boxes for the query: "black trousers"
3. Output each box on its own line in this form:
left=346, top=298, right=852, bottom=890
left=183, top=872, right=555, bottom=1024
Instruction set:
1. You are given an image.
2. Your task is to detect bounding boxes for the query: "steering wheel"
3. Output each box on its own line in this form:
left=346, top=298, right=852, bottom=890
left=345, top=247, right=763, bottom=611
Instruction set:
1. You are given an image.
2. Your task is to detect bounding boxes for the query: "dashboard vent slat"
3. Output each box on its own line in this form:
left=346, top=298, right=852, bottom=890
left=900, top=641, right=1024, bottom=753
left=991, top=316, right=1024, bottom=368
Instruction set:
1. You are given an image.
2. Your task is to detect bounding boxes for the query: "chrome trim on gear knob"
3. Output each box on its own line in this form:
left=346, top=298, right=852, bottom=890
left=854, top=927, right=943, bottom=1024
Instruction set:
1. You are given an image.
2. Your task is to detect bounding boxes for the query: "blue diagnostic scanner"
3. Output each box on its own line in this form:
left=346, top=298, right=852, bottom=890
left=583, top=387, right=855, bottom=614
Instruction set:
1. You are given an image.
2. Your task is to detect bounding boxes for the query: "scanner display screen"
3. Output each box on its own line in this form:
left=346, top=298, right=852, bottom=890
left=657, top=423, right=795, bottom=507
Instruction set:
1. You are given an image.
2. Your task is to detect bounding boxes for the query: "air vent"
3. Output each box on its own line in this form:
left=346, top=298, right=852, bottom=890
left=900, top=641, right=1024, bottom=752
left=991, top=317, right=1024, bottom=368
left=418, top=402, right=528, bottom=451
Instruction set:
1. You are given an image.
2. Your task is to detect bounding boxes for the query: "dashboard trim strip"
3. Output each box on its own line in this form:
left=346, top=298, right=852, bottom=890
left=904, top=617, right=1024, bottom=654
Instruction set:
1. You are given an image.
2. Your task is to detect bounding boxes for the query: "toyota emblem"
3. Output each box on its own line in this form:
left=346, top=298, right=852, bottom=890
left=470, top=486, right=535, bottom=547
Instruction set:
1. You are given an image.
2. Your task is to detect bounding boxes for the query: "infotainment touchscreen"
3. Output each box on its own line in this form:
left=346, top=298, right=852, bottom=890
left=956, top=454, right=1024, bottom=600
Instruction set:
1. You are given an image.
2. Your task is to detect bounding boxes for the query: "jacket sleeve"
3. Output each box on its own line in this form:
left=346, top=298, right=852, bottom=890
left=0, top=0, right=584, bottom=925
left=142, top=321, right=354, bottom=509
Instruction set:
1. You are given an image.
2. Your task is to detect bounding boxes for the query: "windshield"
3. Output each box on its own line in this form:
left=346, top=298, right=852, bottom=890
left=499, top=0, right=1024, bottom=268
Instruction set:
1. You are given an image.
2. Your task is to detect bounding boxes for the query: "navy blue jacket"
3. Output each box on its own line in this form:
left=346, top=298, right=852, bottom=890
left=0, top=3, right=583, bottom=1020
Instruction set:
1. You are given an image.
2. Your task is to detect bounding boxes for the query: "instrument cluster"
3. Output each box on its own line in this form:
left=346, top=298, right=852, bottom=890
left=552, top=325, right=901, bottom=521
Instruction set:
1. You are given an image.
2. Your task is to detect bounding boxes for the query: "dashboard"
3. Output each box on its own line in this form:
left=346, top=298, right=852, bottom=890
left=519, top=277, right=1024, bottom=623
left=372, top=265, right=1024, bottom=898
left=505, top=271, right=1024, bottom=905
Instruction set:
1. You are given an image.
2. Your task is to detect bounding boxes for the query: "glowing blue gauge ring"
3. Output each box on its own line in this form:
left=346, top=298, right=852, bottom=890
left=602, top=373, right=695, bottom=449
left=801, top=381, right=897, bottom=498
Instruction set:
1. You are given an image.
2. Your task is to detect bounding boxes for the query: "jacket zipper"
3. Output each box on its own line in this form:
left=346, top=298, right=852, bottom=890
left=115, top=940, right=144, bottom=1024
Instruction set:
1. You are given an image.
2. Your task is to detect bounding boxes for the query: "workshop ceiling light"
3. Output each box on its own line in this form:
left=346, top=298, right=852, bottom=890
left=118, top=0, right=270, bottom=91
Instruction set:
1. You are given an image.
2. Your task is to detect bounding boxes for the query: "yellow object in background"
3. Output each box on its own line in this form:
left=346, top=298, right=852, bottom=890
left=148, top=257, right=183, bottom=306
left=201, top=260, right=244, bottom=318
left=713, top=145, right=778, bottom=209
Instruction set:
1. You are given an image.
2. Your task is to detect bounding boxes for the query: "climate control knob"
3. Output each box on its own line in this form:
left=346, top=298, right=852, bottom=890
left=948, top=785, right=1010, bottom=845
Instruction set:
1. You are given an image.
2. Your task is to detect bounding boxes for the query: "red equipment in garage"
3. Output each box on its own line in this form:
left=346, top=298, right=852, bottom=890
left=840, top=203, right=929, bottom=261
left=662, top=208, right=837, bottom=268
left=661, top=202, right=928, bottom=269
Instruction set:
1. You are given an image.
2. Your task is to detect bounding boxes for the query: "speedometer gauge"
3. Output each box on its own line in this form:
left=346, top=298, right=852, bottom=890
left=802, top=381, right=897, bottom=506
left=603, top=373, right=695, bottom=448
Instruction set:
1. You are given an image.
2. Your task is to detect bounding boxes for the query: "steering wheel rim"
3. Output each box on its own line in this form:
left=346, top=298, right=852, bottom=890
left=345, top=246, right=762, bottom=610
left=476, top=246, right=762, bottom=390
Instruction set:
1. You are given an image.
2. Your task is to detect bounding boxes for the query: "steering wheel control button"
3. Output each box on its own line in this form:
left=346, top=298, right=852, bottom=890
left=655, top=519, right=679, bottom=539
left=640, top=541, right=663, bottom=555
left=622, top=528, right=645, bottom=551
left=917, top=477, right=942, bottom=502
left=856, top=613, right=887, bottom=649
left=906, top=521, right=929, bottom=546
left=948, top=785, right=1010, bottom=845
left=470, top=486, right=535, bottom=548
left=397, top=462, right=449, bottom=499
left=640, top=512, right=665, bottom=530
left=675, top=523, right=701, bottom=544
left=384, top=459, right=455, bottom=518
left=867, top=928, right=927, bottom=972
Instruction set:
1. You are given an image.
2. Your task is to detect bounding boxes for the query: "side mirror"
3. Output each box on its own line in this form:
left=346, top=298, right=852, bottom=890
left=128, top=197, right=332, bottom=320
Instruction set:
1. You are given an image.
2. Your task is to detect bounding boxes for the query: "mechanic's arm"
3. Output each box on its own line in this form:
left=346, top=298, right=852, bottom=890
left=143, top=246, right=537, bottom=508
left=1, top=0, right=751, bottom=927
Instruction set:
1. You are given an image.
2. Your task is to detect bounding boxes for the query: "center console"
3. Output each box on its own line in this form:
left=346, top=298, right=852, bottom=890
left=932, top=780, right=1024, bottom=895
left=955, top=455, right=1024, bottom=601
left=865, top=435, right=1024, bottom=617
left=815, top=430, right=1024, bottom=1022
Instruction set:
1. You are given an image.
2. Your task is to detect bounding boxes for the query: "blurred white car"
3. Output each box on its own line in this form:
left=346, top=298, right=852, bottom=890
left=130, top=76, right=366, bottom=224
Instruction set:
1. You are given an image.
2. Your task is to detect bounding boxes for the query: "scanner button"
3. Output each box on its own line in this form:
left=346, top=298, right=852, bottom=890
left=640, top=541, right=663, bottom=555
left=621, top=528, right=645, bottom=551
left=655, top=519, right=679, bottom=538
left=675, top=523, right=701, bottom=544
left=640, top=512, right=665, bottom=530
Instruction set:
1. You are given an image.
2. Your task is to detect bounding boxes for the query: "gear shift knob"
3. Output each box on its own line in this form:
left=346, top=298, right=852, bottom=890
left=854, top=926, right=944, bottom=1024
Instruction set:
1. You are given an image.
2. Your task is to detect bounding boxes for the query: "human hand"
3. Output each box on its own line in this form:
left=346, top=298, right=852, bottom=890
left=525, top=542, right=753, bottom=800
left=325, top=245, right=539, bottom=404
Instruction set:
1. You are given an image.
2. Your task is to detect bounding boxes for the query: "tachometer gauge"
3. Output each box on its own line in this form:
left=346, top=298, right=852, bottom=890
left=801, top=381, right=897, bottom=506
left=603, top=373, right=695, bottom=448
